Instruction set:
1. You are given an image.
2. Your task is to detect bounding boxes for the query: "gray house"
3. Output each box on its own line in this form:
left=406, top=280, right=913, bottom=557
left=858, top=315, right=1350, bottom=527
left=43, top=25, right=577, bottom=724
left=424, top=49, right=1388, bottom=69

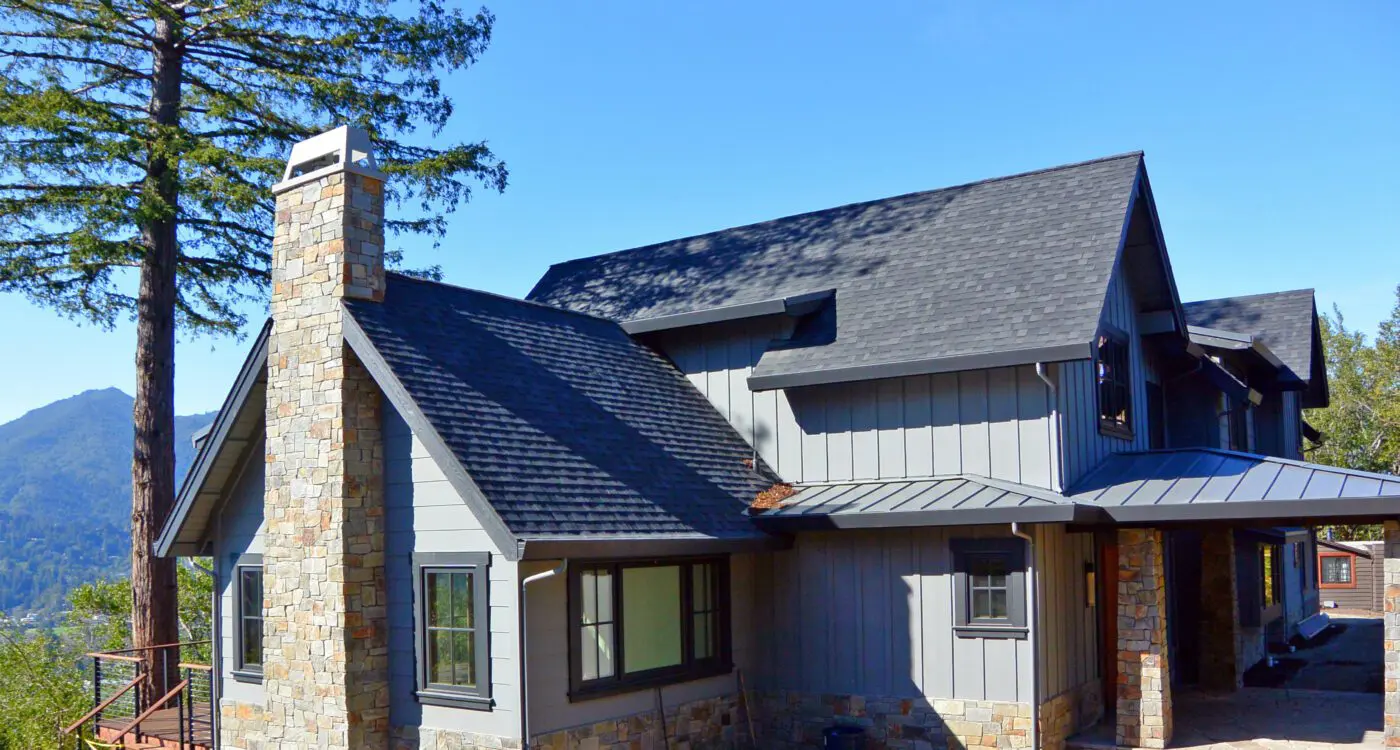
left=156, top=128, right=1400, bottom=750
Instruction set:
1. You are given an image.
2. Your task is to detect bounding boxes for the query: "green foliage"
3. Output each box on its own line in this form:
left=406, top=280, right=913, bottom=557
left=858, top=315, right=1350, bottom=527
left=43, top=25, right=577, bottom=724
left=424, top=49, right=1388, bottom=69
left=0, top=389, right=212, bottom=616
left=0, top=0, right=506, bottom=332
left=1310, top=285, right=1400, bottom=541
left=0, top=624, right=87, bottom=750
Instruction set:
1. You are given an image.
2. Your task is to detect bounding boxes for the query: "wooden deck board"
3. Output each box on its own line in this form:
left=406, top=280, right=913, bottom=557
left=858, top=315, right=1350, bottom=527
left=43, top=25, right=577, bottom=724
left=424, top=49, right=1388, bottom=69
left=97, top=703, right=212, bottom=749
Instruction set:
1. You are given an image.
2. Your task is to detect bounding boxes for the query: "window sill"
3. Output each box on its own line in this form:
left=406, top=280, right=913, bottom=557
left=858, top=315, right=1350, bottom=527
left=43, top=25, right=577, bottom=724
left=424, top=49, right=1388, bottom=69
left=954, top=625, right=1028, bottom=640
left=416, top=689, right=493, bottom=711
left=1098, top=421, right=1135, bottom=442
left=230, top=669, right=263, bottom=684
left=569, top=663, right=733, bottom=703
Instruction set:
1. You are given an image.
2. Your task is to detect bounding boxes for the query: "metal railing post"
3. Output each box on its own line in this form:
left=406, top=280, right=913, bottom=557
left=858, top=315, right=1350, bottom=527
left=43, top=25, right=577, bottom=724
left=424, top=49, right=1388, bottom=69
left=92, top=657, right=102, bottom=723
left=185, top=667, right=195, bottom=748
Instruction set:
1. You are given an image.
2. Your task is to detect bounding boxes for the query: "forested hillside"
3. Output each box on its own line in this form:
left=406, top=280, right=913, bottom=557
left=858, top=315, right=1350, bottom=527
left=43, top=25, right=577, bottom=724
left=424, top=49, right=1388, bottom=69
left=0, top=388, right=213, bottom=615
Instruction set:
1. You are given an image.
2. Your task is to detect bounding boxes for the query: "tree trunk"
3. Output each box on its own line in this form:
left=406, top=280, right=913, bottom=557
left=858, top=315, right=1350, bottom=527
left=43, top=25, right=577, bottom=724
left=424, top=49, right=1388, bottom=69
left=131, top=4, right=184, bottom=707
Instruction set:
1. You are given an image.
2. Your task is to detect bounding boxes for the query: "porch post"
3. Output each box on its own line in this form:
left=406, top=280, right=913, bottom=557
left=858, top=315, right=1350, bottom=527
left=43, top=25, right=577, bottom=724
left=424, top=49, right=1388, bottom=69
left=1384, top=521, right=1400, bottom=747
left=1199, top=528, right=1242, bottom=692
left=1117, top=528, right=1173, bottom=749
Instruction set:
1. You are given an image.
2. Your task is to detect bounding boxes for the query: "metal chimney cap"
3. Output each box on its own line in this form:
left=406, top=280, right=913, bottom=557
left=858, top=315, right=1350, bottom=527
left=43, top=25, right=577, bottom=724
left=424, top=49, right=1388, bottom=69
left=272, top=125, right=387, bottom=193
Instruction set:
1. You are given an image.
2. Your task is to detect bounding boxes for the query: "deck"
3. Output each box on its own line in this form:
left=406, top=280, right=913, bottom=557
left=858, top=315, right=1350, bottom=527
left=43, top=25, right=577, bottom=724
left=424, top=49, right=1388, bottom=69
left=96, top=703, right=213, bottom=749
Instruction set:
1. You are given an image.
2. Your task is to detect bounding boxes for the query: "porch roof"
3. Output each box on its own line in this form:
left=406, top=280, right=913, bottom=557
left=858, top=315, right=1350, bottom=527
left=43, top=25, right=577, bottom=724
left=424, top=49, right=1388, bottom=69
left=749, top=448, right=1400, bottom=530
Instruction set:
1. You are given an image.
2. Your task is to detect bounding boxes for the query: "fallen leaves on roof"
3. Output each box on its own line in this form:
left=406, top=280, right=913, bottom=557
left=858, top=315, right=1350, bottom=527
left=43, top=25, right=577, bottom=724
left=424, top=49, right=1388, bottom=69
left=750, top=482, right=795, bottom=512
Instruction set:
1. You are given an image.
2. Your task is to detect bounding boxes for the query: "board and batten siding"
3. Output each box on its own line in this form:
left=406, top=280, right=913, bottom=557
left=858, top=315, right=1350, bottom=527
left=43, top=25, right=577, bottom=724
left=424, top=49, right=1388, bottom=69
left=1034, top=525, right=1098, bottom=701
left=214, top=436, right=266, bottom=706
left=383, top=402, right=521, bottom=740
left=648, top=320, right=1062, bottom=491
left=521, top=554, right=757, bottom=736
left=1059, top=268, right=1158, bottom=488
left=750, top=527, right=1034, bottom=704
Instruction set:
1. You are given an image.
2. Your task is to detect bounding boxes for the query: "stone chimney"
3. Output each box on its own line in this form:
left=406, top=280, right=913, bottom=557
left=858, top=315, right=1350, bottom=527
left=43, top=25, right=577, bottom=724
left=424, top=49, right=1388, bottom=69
left=256, top=125, right=390, bottom=748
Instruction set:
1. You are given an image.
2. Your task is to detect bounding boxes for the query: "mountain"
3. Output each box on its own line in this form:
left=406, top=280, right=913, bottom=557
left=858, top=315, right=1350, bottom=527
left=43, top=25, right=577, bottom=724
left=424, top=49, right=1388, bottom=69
left=0, top=388, right=215, bottom=615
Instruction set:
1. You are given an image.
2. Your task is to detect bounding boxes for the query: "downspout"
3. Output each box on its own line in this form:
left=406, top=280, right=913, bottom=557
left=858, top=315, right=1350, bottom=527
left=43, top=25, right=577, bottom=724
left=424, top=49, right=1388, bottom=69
left=1034, top=362, right=1056, bottom=392
left=519, top=559, right=566, bottom=750
left=1011, top=522, right=1039, bottom=750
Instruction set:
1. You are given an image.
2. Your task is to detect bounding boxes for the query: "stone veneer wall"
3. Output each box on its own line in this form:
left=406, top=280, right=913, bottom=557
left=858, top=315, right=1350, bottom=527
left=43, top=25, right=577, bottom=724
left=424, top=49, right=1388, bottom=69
left=224, top=165, right=390, bottom=749
left=528, top=694, right=746, bottom=750
left=1383, top=521, right=1400, bottom=748
left=755, top=691, right=1032, bottom=749
left=1116, top=528, right=1172, bottom=750
left=1038, top=680, right=1103, bottom=750
left=1199, top=528, right=1242, bottom=692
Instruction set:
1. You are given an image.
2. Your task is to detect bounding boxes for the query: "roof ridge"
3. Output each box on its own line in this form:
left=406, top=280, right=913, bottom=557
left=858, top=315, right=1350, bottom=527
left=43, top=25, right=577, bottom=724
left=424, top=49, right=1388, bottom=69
left=384, top=270, right=624, bottom=326
left=1183, top=288, right=1316, bottom=307
left=534, top=151, right=1145, bottom=277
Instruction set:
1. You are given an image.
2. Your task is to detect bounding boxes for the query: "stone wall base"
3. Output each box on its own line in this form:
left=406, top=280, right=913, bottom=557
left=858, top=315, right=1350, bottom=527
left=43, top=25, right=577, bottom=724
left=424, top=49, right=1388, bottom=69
left=755, top=690, right=1032, bottom=749
left=218, top=700, right=267, bottom=749
left=1038, top=680, right=1103, bottom=750
left=530, top=693, right=747, bottom=750
left=392, top=725, right=522, bottom=750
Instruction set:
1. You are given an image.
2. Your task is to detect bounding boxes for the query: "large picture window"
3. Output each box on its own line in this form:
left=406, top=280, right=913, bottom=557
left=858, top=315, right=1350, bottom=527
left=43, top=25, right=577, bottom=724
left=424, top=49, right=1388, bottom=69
left=413, top=552, right=491, bottom=709
left=1097, top=328, right=1133, bottom=439
left=570, top=558, right=729, bottom=699
left=951, top=538, right=1027, bottom=639
left=232, top=554, right=263, bottom=682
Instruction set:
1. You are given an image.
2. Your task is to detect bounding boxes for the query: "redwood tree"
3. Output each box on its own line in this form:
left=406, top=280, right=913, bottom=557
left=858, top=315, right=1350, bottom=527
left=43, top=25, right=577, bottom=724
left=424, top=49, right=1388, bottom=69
left=0, top=0, right=506, bottom=700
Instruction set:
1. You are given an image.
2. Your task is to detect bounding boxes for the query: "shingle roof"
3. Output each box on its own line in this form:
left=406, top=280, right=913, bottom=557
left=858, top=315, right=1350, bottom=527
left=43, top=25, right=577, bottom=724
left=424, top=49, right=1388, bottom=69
left=343, top=273, right=777, bottom=541
left=529, top=153, right=1145, bottom=388
left=1183, top=289, right=1318, bottom=386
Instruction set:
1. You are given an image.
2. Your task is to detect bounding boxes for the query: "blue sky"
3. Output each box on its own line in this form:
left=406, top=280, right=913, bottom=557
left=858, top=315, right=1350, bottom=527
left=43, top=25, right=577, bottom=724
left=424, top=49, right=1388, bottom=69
left=1, top=0, right=1397, bottom=424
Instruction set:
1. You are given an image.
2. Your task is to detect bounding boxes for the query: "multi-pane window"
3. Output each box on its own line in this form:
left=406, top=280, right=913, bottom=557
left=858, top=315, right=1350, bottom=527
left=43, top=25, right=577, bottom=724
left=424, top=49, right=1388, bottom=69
left=968, top=554, right=1010, bottom=621
left=571, top=558, right=729, bottom=697
left=425, top=569, right=478, bottom=689
left=1320, top=555, right=1354, bottom=586
left=1097, top=330, right=1133, bottom=437
left=232, top=555, right=263, bottom=680
left=413, top=553, right=490, bottom=708
left=951, top=539, right=1027, bottom=638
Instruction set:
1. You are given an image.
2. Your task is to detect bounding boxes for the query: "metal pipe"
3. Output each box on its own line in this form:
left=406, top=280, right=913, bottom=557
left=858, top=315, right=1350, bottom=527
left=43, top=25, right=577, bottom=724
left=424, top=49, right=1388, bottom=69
left=519, top=559, right=567, bottom=749
left=1034, top=362, right=1056, bottom=392
left=1011, top=522, right=1039, bottom=750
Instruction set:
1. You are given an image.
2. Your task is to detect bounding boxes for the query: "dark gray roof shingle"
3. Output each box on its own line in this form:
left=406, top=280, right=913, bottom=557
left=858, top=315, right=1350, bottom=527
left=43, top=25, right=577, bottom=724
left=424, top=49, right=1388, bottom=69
left=345, top=273, right=776, bottom=540
left=1183, top=289, right=1319, bottom=386
left=529, top=153, right=1144, bottom=386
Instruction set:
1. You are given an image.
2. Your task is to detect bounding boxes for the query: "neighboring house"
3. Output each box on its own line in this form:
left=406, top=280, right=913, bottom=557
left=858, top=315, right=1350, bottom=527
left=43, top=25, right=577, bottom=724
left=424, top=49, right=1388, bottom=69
left=1317, top=538, right=1385, bottom=612
left=156, top=128, right=1400, bottom=750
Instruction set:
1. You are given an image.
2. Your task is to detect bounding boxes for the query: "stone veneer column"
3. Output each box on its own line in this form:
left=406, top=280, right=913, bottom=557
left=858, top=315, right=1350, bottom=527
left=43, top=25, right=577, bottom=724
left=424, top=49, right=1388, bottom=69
left=1198, top=528, right=1242, bottom=692
left=259, top=131, right=389, bottom=749
left=1384, top=521, right=1400, bottom=747
left=1117, top=529, right=1172, bottom=750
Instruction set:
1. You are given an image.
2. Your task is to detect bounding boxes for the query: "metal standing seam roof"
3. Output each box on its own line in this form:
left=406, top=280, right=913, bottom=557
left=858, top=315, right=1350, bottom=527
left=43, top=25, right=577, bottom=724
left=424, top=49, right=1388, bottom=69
left=529, top=153, right=1147, bottom=388
left=750, top=449, right=1400, bottom=530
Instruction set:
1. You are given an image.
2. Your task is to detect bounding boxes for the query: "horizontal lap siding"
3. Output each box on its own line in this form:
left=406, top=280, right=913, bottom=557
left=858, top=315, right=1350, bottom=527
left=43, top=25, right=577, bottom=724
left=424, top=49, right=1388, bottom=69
left=1034, top=524, right=1098, bottom=701
left=752, top=528, right=1032, bottom=703
left=649, top=321, right=1061, bottom=491
left=383, top=403, right=520, bottom=739
left=215, top=438, right=266, bottom=706
left=522, top=554, right=756, bottom=735
left=1060, top=269, right=1152, bottom=488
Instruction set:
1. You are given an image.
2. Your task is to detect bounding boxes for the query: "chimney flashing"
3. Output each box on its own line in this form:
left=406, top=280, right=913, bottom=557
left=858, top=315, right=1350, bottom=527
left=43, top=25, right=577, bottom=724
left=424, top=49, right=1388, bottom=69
left=272, top=125, right=386, bottom=194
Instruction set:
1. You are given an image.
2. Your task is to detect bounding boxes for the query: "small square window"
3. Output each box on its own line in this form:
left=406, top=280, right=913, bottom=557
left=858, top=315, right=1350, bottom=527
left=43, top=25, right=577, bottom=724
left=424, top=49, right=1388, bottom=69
left=951, top=539, right=1027, bottom=639
left=1320, top=554, right=1354, bottom=588
left=413, top=553, right=491, bottom=709
left=231, top=554, right=263, bottom=682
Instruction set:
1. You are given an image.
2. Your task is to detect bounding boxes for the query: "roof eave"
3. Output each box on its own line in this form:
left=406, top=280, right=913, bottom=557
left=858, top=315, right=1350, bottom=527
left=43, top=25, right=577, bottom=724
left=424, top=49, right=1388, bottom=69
left=750, top=502, right=1101, bottom=532
left=620, top=289, right=834, bottom=335
left=1096, top=495, right=1400, bottom=525
left=155, top=320, right=271, bottom=558
left=519, top=533, right=790, bottom=560
left=747, top=342, right=1093, bottom=391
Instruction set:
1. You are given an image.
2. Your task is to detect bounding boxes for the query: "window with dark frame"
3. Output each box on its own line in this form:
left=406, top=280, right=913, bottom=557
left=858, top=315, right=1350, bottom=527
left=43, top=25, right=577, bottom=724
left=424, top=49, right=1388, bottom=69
left=1096, top=329, right=1133, bottom=438
left=570, top=558, right=729, bottom=699
left=951, top=538, right=1027, bottom=638
left=232, top=555, right=263, bottom=681
left=1320, top=554, right=1354, bottom=587
left=413, top=552, right=491, bottom=709
left=1260, top=544, right=1282, bottom=607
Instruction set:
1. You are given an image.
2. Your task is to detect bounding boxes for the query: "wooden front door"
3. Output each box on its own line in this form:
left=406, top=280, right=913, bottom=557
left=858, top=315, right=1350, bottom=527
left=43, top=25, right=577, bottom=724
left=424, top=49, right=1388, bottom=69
left=1099, top=533, right=1119, bottom=718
